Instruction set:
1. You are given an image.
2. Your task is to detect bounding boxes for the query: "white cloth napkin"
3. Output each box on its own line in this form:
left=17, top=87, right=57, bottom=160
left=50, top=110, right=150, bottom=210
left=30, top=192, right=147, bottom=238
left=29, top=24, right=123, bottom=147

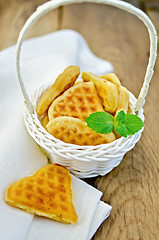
left=0, top=30, right=113, bottom=240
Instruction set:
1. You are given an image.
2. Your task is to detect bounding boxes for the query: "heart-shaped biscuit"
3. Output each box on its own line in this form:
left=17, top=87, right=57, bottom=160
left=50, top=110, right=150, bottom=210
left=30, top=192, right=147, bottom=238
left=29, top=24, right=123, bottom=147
left=5, top=164, right=78, bottom=224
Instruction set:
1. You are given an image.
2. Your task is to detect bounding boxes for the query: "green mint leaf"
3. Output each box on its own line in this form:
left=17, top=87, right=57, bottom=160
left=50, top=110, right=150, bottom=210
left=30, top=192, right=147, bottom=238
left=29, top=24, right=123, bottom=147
left=125, top=113, right=144, bottom=135
left=114, top=111, right=128, bottom=137
left=115, top=110, right=144, bottom=137
left=86, top=112, right=114, bottom=134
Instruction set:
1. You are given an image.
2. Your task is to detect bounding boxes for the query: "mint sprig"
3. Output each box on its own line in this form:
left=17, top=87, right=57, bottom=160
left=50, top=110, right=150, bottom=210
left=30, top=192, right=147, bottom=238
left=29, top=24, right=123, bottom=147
left=86, top=112, right=114, bottom=134
left=114, top=111, right=127, bottom=137
left=86, top=110, right=144, bottom=137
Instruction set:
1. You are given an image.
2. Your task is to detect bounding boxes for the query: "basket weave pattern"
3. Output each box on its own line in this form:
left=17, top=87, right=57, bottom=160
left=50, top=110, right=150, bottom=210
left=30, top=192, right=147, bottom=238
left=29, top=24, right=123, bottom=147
left=24, top=85, right=144, bottom=178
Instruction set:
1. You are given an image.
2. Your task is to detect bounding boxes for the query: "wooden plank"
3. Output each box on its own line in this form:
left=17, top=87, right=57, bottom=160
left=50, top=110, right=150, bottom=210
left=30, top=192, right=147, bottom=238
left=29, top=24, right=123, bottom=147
left=147, top=9, right=159, bottom=33
left=0, top=0, right=59, bottom=50
left=61, top=3, right=159, bottom=240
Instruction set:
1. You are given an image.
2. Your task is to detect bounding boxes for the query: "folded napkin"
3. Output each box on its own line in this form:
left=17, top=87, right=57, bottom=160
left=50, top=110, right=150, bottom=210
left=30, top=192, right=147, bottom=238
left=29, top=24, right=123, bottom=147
left=0, top=30, right=113, bottom=240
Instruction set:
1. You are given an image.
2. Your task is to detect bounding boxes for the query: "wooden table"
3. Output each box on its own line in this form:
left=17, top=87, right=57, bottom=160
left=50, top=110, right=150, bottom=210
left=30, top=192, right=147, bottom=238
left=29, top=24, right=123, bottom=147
left=0, top=1, right=159, bottom=239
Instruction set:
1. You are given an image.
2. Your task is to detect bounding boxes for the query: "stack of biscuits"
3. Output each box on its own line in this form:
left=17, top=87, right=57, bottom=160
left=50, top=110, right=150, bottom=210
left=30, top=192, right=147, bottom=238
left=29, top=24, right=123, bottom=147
left=36, top=66, right=129, bottom=146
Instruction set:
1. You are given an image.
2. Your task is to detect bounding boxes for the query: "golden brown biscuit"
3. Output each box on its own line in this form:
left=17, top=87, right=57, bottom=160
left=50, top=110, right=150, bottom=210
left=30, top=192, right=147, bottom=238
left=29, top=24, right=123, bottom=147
left=100, top=73, right=121, bottom=89
left=82, top=72, right=118, bottom=114
left=36, top=66, right=80, bottom=116
left=46, top=116, right=116, bottom=145
left=41, top=114, right=49, bottom=129
left=5, top=164, right=78, bottom=224
left=115, top=86, right=129, bottom=116
left=48, top=82, right=104, bottom=122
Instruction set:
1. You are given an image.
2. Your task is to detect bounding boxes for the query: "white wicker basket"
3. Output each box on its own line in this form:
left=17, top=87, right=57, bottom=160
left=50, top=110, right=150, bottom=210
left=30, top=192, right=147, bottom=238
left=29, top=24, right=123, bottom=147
left=16, top=0, right=157, bottom=178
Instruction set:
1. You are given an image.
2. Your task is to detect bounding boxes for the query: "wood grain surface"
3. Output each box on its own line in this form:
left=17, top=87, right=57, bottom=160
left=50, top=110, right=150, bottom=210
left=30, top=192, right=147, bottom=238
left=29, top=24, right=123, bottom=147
left=0, top=1, right=159, bottom=240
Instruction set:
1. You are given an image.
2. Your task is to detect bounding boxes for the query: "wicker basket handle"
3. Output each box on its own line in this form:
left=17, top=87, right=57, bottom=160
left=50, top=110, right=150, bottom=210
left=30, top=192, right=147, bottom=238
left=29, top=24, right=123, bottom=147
left=16, top=0, right=157, bottom=113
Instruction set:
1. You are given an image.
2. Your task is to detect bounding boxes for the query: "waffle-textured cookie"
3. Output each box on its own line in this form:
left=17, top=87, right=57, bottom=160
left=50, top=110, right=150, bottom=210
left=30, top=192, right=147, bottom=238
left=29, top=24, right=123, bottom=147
left=5, top=164, right=78, bottom=224
left=48, top=82, right=104, bottom=122
left=36, top=66, right=80, bottom=116
left=46, top=116, right=116, bottom=145
left=82, top=72, right=118, bottom=114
